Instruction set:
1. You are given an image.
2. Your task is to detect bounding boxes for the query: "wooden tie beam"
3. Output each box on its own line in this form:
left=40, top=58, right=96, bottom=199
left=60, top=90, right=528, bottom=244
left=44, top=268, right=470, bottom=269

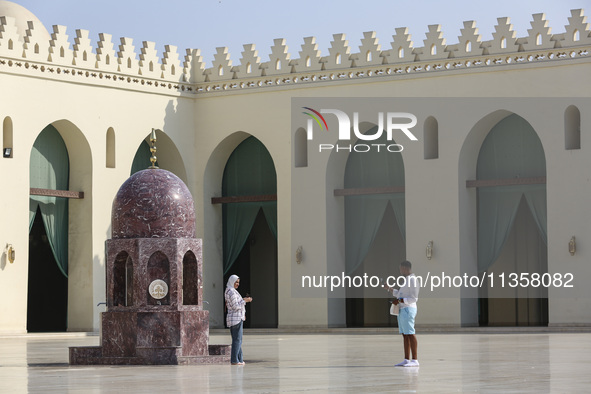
left=466, top=177, right=546, bottom=188
left=211, top=194, right=277, bottom=204
left=30, top=188, right=84, bottom=199
left=333, top=186, right=405, bottom=197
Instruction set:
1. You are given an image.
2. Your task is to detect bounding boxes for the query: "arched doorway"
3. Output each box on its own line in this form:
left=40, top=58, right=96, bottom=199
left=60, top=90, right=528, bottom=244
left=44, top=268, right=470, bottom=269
left=475, top=114, right=548, bottom=326
left=28, top=120, right=93, bottom=332
left=342, top=129, right=406, bottom=327
left=28, top=125, right=69, bottom=331
left=220, top=136, right=278, bottom=328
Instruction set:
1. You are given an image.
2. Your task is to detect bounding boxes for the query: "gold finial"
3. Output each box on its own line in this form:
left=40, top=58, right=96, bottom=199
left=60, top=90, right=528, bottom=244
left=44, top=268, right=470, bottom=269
left=149, top=128, right=159, bottom=169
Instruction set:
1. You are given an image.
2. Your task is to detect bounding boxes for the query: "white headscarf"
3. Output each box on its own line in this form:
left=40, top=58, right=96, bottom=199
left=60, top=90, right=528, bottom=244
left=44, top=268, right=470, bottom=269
left=226, top=275, right=239, bottom=289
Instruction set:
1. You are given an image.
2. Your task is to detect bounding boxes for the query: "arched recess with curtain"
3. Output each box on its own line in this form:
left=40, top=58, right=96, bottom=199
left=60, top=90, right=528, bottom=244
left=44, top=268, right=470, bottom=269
left=130, top=129, right=187, bottom=183
left=338, top=128, right=406, bottom=327
left=28, top=120, right=93, bottom=332
left=474, top=113, right=548, bottom=326
left=29, top=125, right=68, bottom=331
left=219, top=136, right=278, bottom=328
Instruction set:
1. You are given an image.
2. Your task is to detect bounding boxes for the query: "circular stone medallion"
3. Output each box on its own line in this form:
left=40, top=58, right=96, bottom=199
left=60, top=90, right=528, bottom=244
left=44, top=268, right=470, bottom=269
left=149, top=279, right=168, bottom=299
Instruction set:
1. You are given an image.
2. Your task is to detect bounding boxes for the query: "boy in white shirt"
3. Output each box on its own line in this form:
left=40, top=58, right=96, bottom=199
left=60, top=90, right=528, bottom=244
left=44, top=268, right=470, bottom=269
left=386, top=260, right=419, bottom=367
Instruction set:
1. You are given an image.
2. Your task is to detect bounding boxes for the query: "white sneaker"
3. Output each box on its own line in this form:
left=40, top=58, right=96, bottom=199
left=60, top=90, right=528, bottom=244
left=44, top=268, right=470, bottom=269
left=404, top=359, right=419, bottom=367
left=395, top=359, right=409, bottom=367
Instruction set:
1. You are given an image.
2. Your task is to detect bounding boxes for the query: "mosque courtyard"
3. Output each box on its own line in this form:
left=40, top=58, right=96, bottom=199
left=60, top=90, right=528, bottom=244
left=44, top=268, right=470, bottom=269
left=0, top=330, right=589, bottom=393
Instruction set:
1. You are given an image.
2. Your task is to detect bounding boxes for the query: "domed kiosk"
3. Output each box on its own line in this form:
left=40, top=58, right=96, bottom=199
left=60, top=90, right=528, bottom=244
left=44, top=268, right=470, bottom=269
left=70, top=159, right=230, bottom=365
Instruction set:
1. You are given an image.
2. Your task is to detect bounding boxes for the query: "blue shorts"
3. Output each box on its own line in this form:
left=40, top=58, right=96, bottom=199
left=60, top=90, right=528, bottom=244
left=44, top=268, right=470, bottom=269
left=398, top=307, right=417, bottom=335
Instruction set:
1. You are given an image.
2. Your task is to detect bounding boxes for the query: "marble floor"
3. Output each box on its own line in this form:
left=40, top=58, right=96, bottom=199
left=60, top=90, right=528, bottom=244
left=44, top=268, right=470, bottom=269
left=0, top=331, right=589, bottom=393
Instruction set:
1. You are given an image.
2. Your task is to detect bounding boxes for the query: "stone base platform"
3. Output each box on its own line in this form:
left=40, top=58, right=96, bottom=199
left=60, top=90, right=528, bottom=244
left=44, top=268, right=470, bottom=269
left=69, top=344, right=231, bottom=365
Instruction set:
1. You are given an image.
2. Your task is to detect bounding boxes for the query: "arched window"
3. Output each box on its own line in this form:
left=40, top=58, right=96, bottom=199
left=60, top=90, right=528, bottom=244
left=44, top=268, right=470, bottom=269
left=246, top=62, right=251, bottom=74
left=424, top=116, right=439, bottom=159
left=275, top=59, right=281, bottom=70
left=83, top=50, right=87, bottom=61
left=536, top=33, right=542, bottom=46
left=294, top=128, right=308, bottom=168
left=8, top=39, right=13, bottom=50
left=147, top=251, right=170, bottom=305
left=106, top=54, right=110, bottom=65
left=171, top=65, right=175, bottom=75
left=106, top=127, right=115, bottom=168
left=465, top=41, right=472, bottom=52
left=335, top=53, right=341, bottom=65
left=398, top=47, right=404, bottom=58
left=366, top=50, right=372, bottom=62
left=565, top=105, right=581, bottom=150
left=218, top=64, right=224, bottom=76
left=430, top=44, right=436, bottom=55
left=573, top=29, right=580, bottom=42
left=60, top=46, right=64, bottom=57
left=501, top=37, right=507, bottom=49
left=149, top=61, right=154, bottom=72
left=182, top=251, right=198, bottom=305
left=306, top=56, right=311, bottom=67
left=3, top=116, right=13, bottom=158
left=113, top=252, right=133, bottom=307
left=127, top=57, right=131, bottom=68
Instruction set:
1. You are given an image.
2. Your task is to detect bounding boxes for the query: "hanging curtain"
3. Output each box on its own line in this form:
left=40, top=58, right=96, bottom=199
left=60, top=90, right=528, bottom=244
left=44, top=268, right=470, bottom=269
left=344, top=129, right=405, bottom=275
left=29, top=125, right=69, bottom=277
left=261, top=202, right=278, bottom=239
left=477, top=114, right=547, bottom=273
left=130, top=140, right=154, bottom=175
left=523, top=185, right=547, bottom=243
left=222, top=137, right=277, bottom=275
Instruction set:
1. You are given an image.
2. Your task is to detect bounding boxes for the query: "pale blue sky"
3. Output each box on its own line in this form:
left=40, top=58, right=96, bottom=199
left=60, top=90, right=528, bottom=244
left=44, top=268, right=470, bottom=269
left=10, top=0, right=591, bottom=66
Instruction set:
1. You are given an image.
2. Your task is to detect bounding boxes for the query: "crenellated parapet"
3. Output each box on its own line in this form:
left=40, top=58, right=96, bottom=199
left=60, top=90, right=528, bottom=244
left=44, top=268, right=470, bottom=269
left=0, top=9, right=589, bottom=96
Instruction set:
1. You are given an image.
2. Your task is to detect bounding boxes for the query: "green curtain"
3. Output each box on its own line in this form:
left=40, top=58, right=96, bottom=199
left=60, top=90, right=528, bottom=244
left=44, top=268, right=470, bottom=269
left=130, top=140, right=155, bottom=175
left=477, top=114, right=547, bottom=273
left=29, top=125, right=69, bottom=277
left=223, top=137, right=277, bottom=274
left=344, top=129, right=405, bottom=275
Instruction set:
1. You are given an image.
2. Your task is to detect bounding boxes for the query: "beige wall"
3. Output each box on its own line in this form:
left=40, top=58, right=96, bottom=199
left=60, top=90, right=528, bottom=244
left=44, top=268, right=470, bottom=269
left=0, top=30, right=589, bottom=332
left=0, top=74, right=194, bottom=332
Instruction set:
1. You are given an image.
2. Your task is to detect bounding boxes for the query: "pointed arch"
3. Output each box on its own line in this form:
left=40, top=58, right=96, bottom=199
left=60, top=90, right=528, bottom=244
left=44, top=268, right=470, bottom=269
left=106, top=127, right=115, bottom=168
left=28, top=119, right=94, bottom=331
left=3, top=116, right=13, bottom=158
left=130, top=130, right=187, bottom=183
left=221, top=136, right=277, bottom=273
left=459, top=110, right=548, bottom=327
left=565, top=105, right=581, bottom=150
left=424, top=116, right=439, bottom=159
left=182, top=251, right=199, bottom=305
left=147, top=251, right=170, bottom=305
left=294, top=127, right=308, bottom=168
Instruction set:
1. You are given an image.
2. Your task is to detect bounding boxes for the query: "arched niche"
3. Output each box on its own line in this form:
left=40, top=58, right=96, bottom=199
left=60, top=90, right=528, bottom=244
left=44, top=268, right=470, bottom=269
left=3, top=116, right=13, bottom=158
left=147, top=251, right=170, bottom=306
left=182, top=251, right=199, bottom=305
left=113, top=251, right=133, bottom=307
left=294, top=127, right=308, bottom=168
left=424, top=116, right=439, bottom=159
left=564, top=105, right=581, bottom=150
left=106, top=127, right=115, bottom=168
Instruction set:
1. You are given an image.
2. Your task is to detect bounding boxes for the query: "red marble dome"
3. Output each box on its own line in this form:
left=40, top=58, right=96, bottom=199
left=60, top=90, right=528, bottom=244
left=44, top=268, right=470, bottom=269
left=111, top=169, right=196, bottom=239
